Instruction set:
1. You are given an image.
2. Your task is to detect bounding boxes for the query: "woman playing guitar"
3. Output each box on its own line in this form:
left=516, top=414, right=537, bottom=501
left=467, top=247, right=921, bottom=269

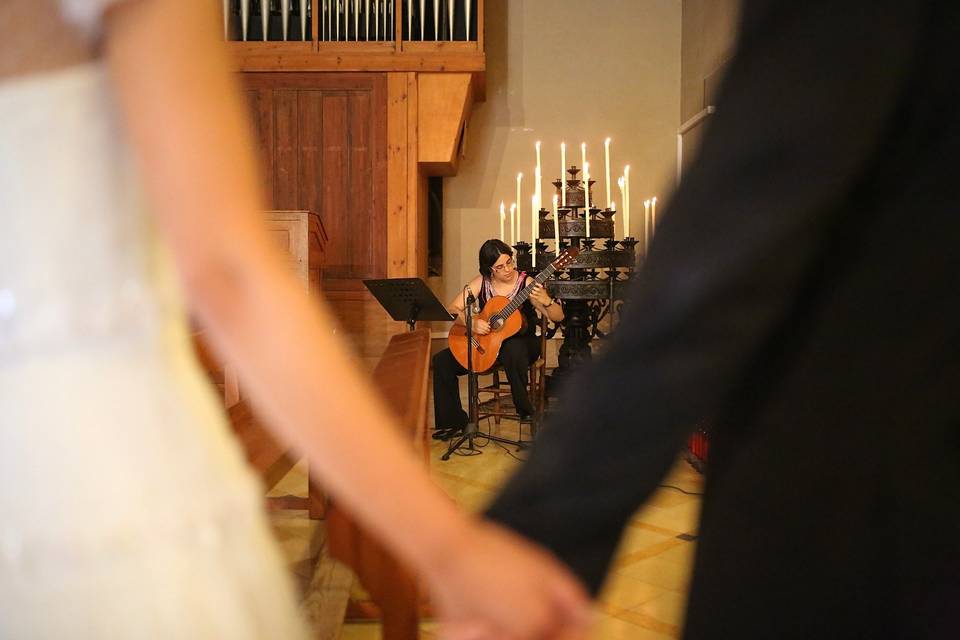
left=432, top=239, right=565, bottom=440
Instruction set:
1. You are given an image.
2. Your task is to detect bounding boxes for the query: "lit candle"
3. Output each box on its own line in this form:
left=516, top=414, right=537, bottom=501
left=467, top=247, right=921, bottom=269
left=516, top=173, right=523, bottom=242
left=604, top=137, right=612, bottom=209
left=651, top=196, right=658, bottom=237
left=560, top=142, right=567, bottom=206
left=583, top=162, right=591, bottom=238
left=552, top=194, right=560, bottom=254
left=580, top=142, right=587, bottom=177
left=644, top=199, right=651, bottom=251
left=624, top=165, right=631, bottom=239
left=617, top=176, right=626, bottom=238
left=532, top=194, right=538, bottom=267
left=534, top=167, right=542, bottom=223
left=499, top=201, right=505, bottom=241
left=535, top=141, right=543, bottom=207
left=510, top=203, right=516, bottom=246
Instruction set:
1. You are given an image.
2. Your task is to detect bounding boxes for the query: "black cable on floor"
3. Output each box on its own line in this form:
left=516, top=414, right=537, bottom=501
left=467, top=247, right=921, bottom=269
left=657, top=483, right=704, bottom=496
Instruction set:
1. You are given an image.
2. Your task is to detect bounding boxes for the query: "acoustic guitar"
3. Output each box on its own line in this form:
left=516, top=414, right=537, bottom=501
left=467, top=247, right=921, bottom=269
left=448, top=248, right=579, bottom=372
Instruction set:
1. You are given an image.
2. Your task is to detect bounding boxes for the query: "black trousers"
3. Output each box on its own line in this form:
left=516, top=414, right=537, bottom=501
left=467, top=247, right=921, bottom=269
left=432, top=334, right=541, bottom=430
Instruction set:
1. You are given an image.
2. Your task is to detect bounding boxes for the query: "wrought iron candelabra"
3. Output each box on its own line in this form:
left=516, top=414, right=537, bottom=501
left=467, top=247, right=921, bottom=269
left=515, top=165, right=642, bottom=392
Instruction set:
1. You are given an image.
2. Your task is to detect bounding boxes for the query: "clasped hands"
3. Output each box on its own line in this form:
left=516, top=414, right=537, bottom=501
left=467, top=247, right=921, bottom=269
left=423, top=518, right=594, bottom=640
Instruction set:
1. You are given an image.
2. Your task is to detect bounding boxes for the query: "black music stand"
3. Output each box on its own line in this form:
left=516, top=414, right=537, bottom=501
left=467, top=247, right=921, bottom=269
left=363, top=278, right=455, bottom=331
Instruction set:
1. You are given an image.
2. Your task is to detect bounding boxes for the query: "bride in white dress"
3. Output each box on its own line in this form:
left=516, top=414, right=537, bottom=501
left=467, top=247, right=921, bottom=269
left=0, top=0, right=591, bottom=638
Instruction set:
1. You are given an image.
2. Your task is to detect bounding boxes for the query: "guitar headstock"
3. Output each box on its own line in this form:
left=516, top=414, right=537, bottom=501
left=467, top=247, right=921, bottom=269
left=551, top=247, right=580, bottom=270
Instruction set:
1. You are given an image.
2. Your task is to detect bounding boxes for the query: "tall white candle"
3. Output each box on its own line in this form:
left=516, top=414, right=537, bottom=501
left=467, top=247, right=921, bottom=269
left=583, top=162, right=591, bottom=238
left=560, top=142, right=567, bottom=206
left=552, top=194, right=560, bottom=253
left=604, top=137, right=612, bottom=209
left=624, top=165, right=631, bottom=239
left=499, top=201, right=505, bottom=241
left=580, top=142, right=587, bottom=177
left=532, top=194, right=538, bottom=267
left=510, top=203, right=516, bottom=246
left=516, top=173, right=523, bottom=242
left=651, top=196, right=658, bottom=236
left=535, top=141, right=543, bottom=207
left=610, top=201, right=617, bottom=241
left=617, top=177, right=626, bottom=239
left=643, top=199, right=651, bottom=251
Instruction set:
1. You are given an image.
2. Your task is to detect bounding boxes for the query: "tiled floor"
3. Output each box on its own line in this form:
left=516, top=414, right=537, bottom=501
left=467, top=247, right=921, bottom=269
left=266, top=336, right=704, bottom=639
left=336, top=358, right=704, bottom=639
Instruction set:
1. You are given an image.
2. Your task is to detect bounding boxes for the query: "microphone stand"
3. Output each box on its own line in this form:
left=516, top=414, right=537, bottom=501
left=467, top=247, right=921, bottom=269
left=443, top=287, right=479, bottom=459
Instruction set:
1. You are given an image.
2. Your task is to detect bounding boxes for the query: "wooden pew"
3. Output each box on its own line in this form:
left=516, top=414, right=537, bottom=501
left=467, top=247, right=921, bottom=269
left=193, top=210, right=328, bottom=515
left=327, top=328, right=432, bottom=640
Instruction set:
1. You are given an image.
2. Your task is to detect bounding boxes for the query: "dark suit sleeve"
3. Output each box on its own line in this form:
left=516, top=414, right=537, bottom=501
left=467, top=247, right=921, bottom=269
left=485, top=0, right=925, bottom=594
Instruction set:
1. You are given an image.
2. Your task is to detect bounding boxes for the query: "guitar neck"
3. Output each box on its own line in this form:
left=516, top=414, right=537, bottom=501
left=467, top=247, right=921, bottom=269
left=494, top=265, right=557, bottom=319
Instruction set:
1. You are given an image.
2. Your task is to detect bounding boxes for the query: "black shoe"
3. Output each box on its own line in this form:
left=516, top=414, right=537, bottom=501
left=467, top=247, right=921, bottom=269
left=433, top=427, right=463, bottom=441
left=518, top=412, right=533, bottom=422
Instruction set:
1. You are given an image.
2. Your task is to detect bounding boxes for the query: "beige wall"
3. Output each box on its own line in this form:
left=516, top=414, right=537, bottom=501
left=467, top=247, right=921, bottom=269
left=439, top=0, right=682, bottom=307
left=678, top=0, right=741, bottom=170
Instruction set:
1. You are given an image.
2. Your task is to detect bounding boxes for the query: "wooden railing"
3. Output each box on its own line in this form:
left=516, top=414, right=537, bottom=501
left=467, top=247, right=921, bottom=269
left=224, top=0, right=484, bottom=73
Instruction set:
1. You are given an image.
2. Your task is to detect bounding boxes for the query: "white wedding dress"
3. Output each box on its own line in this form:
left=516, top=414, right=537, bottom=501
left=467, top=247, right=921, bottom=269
left=0, top=3, right=309, bottom=638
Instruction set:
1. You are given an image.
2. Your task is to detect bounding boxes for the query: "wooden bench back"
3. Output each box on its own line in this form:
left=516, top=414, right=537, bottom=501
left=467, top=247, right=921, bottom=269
left=327, top=327, right=432, bottom=639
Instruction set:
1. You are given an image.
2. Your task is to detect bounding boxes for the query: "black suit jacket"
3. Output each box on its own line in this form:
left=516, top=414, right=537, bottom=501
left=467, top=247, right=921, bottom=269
left=486, top=1, right=960, bottom=637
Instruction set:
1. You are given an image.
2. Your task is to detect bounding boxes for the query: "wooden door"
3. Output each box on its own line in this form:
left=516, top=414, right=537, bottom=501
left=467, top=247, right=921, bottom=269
left=243, top=73, right=388, bottom=293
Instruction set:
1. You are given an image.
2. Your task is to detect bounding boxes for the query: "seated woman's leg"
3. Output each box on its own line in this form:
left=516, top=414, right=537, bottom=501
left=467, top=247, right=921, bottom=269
left=432, top=348, right=469, bottom=431
left=498, top=337, right=536, bottom=418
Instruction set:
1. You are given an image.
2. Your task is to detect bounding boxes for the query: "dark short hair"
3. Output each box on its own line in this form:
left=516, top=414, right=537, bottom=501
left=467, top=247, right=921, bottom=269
left=479, top=239, right=514, bottom=278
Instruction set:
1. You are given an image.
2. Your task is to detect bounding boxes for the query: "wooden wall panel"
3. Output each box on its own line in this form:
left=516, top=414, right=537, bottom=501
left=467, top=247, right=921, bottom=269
left=245, top=89, right=275, bottom=201
left=348, top=91, right=375, bottom=277
left=321, top=93, right=349, bottom=278
left=298, top=90, right=324, bottom=240
left=386, top=73, right=410, bottom=278
left=274, top=90, right=300, bottom=210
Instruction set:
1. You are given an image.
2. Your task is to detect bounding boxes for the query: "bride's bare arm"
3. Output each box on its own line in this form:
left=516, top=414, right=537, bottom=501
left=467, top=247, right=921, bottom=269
left=100, top=1, right=589, bottom=637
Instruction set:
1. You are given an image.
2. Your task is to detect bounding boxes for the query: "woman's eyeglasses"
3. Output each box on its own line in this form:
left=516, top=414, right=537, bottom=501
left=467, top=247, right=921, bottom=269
left=492, top=258, right=514, bottom=273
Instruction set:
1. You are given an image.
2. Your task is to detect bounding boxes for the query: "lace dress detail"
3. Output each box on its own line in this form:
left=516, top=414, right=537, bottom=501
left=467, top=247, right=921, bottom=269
left=0, top=23, right=308, bottom=640
left=59, top=0, right=133, bottom=38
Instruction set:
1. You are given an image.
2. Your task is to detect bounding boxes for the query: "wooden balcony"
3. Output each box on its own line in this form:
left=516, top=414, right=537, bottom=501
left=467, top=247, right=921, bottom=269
left=226, top=0, right=485, bottom=75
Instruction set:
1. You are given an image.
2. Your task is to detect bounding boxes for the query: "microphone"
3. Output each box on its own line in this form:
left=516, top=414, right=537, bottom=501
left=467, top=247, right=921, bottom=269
left=465, top=285, right=476, bottom=305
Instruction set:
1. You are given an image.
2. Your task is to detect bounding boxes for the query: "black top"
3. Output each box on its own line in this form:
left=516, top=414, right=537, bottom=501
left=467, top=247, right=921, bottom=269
left=486, top=1, right=960, bottom=638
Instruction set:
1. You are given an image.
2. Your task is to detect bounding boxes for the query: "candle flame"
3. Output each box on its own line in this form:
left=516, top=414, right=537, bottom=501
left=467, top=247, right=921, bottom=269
left=611, top=201, right=616, bottom=210
left=605, top=137, right=611, bottom=145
